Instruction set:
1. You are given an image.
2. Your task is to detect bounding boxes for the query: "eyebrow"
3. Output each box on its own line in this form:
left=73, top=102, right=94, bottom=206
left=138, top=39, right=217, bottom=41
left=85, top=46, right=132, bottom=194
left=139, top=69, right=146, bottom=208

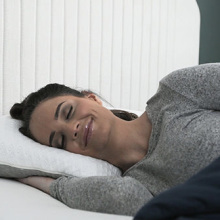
left=49, top=101, right=65, bottom=147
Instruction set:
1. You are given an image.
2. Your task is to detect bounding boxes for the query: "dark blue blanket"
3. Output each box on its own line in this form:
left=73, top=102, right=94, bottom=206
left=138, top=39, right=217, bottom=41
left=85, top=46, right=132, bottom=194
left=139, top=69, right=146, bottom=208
left=134, top=156, right=220, bottom=220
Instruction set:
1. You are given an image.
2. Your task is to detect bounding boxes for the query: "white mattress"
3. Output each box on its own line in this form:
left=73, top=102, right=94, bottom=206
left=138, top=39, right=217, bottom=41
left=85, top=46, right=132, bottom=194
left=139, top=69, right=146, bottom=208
left=0, top=178, right=132, bottom=220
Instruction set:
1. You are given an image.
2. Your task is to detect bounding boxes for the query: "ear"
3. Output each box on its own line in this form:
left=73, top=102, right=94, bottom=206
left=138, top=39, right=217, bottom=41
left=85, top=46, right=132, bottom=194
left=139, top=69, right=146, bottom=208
left=86, top=94, right=103, bottom=105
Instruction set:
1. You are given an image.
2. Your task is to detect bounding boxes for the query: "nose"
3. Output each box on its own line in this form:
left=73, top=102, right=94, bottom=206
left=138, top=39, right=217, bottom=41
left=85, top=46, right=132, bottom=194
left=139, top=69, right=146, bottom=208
left=63, top=122, right=80, bottom=140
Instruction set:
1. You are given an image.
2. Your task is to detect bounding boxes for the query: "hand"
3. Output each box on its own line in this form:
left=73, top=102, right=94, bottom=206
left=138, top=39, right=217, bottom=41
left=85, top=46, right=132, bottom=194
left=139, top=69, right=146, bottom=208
left=18, top=176, right=55, bottom=194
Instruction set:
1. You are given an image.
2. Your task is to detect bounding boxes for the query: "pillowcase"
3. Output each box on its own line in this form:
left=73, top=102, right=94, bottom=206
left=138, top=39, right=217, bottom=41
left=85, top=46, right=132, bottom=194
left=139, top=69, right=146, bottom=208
left=0, top=115, right=121, bottom=178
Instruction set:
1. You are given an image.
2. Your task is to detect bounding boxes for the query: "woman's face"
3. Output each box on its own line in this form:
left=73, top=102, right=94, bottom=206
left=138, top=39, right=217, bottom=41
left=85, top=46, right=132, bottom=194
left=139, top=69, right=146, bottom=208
left=29, top=94, right=114, bottom=159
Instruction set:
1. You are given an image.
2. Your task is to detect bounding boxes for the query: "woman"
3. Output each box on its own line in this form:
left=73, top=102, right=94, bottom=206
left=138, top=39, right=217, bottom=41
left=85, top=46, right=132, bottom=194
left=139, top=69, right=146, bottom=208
left=10, top=63, right=220, bottom=216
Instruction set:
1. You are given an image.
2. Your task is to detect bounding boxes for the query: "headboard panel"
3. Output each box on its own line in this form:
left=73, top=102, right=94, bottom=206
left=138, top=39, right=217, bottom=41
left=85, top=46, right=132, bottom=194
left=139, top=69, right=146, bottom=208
left=0, top=0, right=200, bottom=114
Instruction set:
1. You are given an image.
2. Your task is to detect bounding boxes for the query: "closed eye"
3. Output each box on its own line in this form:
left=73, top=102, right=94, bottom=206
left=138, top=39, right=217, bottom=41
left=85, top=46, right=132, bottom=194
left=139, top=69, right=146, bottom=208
left=61, top=134, right=65, bottom=149
left=66, top=106, right=73, bottom=119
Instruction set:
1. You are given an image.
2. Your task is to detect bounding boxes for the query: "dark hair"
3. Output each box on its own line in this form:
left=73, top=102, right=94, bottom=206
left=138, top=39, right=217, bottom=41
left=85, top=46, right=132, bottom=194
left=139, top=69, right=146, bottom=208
left=10, top=83, right=137, bottom=139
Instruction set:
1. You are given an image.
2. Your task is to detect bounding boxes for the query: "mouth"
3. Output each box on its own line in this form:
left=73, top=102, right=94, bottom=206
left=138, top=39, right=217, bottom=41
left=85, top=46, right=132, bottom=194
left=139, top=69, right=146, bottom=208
left=83, top=118, right=93, bottom=147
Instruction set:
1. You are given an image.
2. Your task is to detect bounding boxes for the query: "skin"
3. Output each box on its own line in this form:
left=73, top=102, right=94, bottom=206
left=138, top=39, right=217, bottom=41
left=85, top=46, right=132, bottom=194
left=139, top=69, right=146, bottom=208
left=20, top=93, right=152, bottom=193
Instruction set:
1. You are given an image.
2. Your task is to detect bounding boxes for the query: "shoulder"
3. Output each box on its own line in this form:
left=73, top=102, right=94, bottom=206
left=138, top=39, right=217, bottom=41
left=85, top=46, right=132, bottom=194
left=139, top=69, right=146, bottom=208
left=160, top=63, right=220, bottom=95
left=161, top=63, right=220, bottom=86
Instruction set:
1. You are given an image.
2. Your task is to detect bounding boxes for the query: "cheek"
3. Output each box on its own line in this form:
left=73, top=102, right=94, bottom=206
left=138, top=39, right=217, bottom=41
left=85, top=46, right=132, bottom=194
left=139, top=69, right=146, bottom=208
left=29, top=118, right=51, bottom=146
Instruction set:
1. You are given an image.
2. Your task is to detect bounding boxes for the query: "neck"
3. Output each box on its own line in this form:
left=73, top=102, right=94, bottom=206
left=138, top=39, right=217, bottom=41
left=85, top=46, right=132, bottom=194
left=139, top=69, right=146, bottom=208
left=103, top=112, right=152, bottom=172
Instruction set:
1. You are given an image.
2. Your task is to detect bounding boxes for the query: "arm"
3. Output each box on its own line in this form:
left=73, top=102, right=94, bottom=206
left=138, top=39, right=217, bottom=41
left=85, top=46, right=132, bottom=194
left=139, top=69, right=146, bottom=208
left=19, top=176, right=153, bottom=216
left=18, top=176, right=54, bottom=194
left=162, top=63, right=220, bottom=110
left=50, top=176, right=152, bottom=216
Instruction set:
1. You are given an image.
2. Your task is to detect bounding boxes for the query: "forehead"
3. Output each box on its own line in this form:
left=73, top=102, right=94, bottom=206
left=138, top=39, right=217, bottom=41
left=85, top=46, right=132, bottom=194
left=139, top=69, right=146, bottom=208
left=42, top=95, right=77, bottom=106
left=31, top=95, right=83, bottom=122
left=33, top=96, right=71, bottom=116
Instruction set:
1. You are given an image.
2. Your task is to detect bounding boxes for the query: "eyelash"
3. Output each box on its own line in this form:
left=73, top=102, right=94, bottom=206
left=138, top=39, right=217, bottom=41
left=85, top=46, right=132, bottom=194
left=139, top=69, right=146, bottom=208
left=61, top=135, right=65, bottom=149
left=66, top=106, right=73, bottom=120
left=61, top=106, right=73, bottom=149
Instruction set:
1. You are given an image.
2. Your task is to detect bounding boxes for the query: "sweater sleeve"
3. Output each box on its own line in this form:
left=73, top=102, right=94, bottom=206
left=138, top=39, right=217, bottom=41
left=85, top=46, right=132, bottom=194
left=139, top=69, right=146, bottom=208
left=49, top=175, right=153, bottom=216
left=161, top=63, right=220, bottom=110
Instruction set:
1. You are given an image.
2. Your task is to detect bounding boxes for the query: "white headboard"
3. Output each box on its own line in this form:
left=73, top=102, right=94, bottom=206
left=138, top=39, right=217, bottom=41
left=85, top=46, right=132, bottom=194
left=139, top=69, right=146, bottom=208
left=0, top=0, right=200, bottom=114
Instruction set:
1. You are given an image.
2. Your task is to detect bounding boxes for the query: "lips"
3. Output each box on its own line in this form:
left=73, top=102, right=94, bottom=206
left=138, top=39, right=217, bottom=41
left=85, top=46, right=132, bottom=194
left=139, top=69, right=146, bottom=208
left=83, top=119, right=93, bottom=147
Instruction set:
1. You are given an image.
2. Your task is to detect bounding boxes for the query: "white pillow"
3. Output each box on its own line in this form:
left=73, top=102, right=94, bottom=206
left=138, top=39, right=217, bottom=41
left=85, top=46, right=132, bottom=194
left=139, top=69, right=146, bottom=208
left=0, top=115, right=121, bottom=178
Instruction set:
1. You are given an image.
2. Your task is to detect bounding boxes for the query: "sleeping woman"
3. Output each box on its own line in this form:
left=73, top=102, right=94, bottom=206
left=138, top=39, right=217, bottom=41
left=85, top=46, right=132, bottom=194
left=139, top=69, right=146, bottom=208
left=10, top=63, right=220, bottom=216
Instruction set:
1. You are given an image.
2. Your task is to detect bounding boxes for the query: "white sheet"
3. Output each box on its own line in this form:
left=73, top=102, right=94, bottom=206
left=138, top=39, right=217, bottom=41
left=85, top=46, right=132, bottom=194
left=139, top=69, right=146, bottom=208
left=0, top=178, right=132, bottom=220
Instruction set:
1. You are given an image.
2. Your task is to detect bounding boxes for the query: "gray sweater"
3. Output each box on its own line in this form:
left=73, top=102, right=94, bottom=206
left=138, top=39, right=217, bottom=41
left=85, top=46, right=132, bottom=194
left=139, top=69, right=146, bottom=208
left=50, top=63, right=220, bottom=216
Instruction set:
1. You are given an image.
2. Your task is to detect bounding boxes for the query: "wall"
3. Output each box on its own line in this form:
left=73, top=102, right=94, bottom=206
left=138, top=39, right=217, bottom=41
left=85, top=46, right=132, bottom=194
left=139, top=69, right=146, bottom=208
left=0, top=0, right=200, bottom=114
left=196, top=0, right=220, bottom=64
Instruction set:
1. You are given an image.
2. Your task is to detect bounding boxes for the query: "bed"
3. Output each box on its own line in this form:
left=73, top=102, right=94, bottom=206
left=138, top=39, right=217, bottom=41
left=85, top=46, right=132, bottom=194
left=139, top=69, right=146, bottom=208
left=0, top=0, right=200, bottom=219
left=0, top=178, right=132, bottom=220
